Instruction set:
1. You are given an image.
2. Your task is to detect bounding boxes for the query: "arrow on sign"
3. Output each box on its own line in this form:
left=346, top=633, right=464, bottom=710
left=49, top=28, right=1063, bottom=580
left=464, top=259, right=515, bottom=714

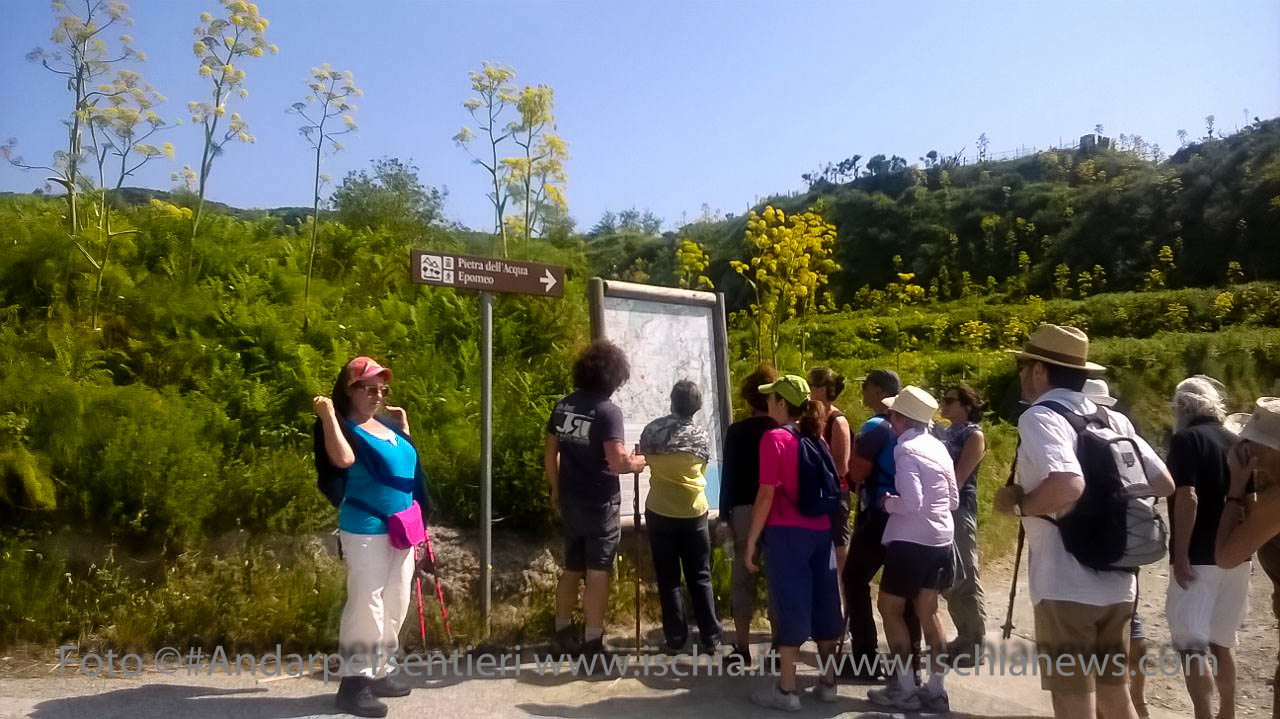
left=540, top=268, right=558, bottom=293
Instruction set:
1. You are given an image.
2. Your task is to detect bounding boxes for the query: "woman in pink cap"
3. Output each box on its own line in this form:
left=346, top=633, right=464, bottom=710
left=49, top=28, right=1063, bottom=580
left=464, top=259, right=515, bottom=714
left=313, top=356, right=431, bottom=718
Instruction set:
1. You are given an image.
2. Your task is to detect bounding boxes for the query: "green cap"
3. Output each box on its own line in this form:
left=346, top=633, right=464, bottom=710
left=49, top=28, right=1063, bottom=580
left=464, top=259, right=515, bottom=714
left=758, top=374, right=811, bottom=407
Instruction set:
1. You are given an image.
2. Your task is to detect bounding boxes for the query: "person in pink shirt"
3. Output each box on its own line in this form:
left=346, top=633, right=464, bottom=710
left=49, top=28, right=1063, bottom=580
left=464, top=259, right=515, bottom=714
left=744, top=374, right=843, bottom=711
left=868, top=385, right=959, bottom=713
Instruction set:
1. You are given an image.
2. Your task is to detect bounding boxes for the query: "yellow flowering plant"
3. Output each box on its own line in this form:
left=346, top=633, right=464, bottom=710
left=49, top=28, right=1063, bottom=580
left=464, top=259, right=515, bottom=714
left=185, top=0, right=275, bottom=280
left=731, top=205, right=838, bottom=366
left=288, top=64, right=362, bottom=311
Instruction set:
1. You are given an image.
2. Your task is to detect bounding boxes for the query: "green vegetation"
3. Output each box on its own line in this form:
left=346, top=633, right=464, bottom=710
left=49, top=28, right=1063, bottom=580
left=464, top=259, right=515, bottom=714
left=2, top=1, right=1277, bottom=655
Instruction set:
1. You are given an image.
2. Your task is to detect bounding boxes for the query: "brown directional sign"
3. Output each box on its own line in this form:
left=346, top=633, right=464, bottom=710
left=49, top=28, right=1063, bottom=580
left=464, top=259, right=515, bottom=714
left=409, top=250, right=565, bottom=297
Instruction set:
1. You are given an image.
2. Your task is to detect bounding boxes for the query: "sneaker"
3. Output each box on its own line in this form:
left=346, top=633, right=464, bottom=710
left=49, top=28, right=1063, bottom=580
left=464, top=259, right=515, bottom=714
left=808, top=680, right=838, bottom=703
left=867, top=679, right=922, bottom=711
left=750, top=684, right=801, bottom=712
left=370, top=671, right=412, bottom=698
left=550, top=625, right=579, bottom=655
left=917, top=686, right=951, bottom=713
left=335, top=676, right=389, bottom=718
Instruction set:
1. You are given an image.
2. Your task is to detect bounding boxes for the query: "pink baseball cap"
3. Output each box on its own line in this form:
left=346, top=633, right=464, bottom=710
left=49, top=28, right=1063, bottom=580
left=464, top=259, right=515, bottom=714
left=347, top=356, right=392, bottom=387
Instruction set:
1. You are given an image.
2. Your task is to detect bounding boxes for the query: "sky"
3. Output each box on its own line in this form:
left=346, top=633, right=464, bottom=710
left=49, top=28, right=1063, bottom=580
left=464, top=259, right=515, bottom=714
left=2, top=0, right=1278, bottom=232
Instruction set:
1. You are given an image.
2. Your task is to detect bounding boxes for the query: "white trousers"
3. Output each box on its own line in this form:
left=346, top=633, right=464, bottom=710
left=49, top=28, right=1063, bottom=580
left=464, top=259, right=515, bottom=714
left=339, top=531, right=415, bottom=677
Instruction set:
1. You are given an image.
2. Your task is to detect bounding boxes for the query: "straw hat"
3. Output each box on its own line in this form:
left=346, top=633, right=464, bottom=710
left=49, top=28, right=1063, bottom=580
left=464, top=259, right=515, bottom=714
left=1011, top=324, right=1104, bottom=372
left=1224, top=412, right=1251, bottom=437
left=884, top=385, right=939, bottom=424
left=1082, top=378, right=1118, bottom=407
left=1238, top=397, right=1280, bottom=453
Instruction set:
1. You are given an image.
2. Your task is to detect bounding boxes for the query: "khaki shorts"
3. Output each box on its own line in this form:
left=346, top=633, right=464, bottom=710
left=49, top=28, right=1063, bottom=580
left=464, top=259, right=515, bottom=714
left=1033, top=599, right=1132, bottom=693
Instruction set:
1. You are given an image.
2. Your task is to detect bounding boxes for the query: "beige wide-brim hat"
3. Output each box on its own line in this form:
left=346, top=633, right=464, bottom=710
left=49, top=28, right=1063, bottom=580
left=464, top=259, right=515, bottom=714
left=1010, top=324, right=1105, bottom=372
left=883, top=385, right=939, bottom=425
left=1238, top=397, right=1280, bottom=452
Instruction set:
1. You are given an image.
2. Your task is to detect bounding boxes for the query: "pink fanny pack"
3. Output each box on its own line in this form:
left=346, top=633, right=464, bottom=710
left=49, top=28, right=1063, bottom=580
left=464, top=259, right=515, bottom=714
left=386, top=500, right=426, bottom=549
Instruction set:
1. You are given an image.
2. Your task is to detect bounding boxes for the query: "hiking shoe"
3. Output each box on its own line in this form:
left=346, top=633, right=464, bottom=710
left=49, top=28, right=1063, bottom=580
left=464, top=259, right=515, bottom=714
left=727, top=645, right=752, bottom=670
left=750, top=684, right=801, bottom=712
left=946, top=639, right=984, bottom=668
left=370, top=671, right=412, bottom=698
left=867, top=679, right=922, bottom=711
left=579, top=638, right=617, bottom=674
left=335, top=676, right=388, bottom=718
left=808, top=680, right=838, bottom=703
left=917, top=686, right=951, bottom=713
left=550, top=625, right=579, bottom=655
left=838, top=652, right=886, bottom=682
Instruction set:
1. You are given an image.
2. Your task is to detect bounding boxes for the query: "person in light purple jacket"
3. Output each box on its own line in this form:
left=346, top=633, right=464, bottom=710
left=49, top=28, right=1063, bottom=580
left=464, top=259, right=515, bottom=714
left=868, top=386, right=958, bottom=714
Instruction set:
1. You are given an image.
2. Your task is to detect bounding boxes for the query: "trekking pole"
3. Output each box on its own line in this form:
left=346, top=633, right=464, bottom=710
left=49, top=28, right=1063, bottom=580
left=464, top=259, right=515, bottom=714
left=415, top=576, right=428, bottom=648
left=634, top=443, right=642, bottom=654
left=423, top=527, right=453, bottom=641
left=1001, top=443, right=1022, bottom=640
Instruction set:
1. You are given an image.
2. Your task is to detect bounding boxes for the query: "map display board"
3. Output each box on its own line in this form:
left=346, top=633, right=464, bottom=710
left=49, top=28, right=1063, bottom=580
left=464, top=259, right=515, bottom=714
left=588, top=279, right=733, bottom=521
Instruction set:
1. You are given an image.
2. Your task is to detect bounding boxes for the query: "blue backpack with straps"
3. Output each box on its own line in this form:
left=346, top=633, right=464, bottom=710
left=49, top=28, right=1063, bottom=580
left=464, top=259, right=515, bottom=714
left=783, top=426, right=842, bottom=517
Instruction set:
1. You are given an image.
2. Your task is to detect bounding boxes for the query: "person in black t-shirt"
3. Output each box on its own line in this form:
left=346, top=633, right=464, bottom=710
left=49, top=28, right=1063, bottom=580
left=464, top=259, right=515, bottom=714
left=545, top=340, right=646, bottom=657
left=1165, top=376, right=1252, bottom=719
left=719, top=364, right=780, bottom=666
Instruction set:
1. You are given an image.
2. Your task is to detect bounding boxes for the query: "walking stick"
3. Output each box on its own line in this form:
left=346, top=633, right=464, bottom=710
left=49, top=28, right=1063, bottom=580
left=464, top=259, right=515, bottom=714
left=1002, top=526, right=1025, bottom=640
left=423, top=528, right=453, bottom=641
left=415, top=574, right=428, bottom=647
left=1001, top=443, right=1023, bottom=640
left=634, top=446, right=642, bottom=654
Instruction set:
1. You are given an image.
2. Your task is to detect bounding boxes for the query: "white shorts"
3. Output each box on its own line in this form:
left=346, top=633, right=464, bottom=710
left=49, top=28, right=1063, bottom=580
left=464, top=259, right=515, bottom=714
left=1165, top=562, right=1252, bottom=650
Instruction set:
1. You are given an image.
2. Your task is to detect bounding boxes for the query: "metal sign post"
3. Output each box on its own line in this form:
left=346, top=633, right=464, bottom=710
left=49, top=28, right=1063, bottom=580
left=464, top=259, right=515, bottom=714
left=411, top=251, right=565, bottom=638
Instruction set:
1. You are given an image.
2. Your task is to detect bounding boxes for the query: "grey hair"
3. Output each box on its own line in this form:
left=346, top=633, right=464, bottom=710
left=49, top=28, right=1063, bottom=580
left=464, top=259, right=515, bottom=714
left=670, top=380, right=702, bottom=419
left=890, top=411, right=929, bottom=434
left=1172, top=375, right=1228, bottom=431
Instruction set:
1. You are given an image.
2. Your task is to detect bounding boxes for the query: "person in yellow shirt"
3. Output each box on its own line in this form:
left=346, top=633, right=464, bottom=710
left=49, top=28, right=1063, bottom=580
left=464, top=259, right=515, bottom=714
left=640, top=380, right=722, bottom=652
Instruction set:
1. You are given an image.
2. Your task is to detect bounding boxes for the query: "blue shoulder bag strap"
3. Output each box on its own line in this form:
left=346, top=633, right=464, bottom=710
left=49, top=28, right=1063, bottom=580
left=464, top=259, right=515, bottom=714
left=342, top=418, right=416, bottom=495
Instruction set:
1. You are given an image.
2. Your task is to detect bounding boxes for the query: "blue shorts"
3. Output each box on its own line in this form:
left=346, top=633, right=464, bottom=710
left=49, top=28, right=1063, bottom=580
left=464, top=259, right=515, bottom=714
left=762, top=525, right=843, bottom=647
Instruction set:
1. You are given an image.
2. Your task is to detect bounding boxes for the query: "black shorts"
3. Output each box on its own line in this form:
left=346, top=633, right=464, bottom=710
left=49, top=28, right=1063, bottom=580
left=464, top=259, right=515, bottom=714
left=829, top=490, right=852, bottom=548
left=561, top=501, right=621, bottom=572
left=880, top=541, right=951, bottom=599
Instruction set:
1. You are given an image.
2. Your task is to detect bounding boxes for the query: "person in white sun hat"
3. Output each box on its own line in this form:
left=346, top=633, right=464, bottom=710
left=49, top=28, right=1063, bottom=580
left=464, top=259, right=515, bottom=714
left=1216, top=397, right=1280, bottom=716
left=867, top=385, right=958, bottom=713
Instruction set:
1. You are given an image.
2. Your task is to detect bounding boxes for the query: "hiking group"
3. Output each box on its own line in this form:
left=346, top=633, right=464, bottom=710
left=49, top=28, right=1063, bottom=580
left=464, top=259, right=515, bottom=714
left=312, top=323, right=1280, bottom=719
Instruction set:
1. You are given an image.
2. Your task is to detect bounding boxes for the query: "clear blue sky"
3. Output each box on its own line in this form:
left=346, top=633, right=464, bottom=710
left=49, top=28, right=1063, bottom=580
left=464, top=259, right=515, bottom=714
left=2, top=0, right=1278, bottom=232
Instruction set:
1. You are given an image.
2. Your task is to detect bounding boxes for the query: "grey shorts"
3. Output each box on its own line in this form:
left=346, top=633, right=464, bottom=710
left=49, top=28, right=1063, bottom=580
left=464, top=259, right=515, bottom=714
left=561, top=501, right=621, bottom=572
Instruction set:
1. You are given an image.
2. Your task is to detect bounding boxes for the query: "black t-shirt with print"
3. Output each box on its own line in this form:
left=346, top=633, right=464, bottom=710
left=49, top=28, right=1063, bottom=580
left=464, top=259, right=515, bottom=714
left=1167, top=417, right=1249, bottom=566
left=546, top=390, right=625, bottom=506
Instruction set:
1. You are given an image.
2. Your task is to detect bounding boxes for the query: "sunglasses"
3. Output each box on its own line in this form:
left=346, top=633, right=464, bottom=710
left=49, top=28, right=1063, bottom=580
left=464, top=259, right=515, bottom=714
left=354, top=383, right=391, bottom=398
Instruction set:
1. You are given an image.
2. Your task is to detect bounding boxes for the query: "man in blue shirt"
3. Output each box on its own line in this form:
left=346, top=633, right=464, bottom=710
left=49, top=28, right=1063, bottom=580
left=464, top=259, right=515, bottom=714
left=841, top=370, right=922, bottom=679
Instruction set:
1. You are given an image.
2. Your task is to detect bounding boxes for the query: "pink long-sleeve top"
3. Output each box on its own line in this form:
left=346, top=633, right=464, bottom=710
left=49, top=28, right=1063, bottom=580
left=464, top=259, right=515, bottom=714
left=881, top=427, right=959, bottom=547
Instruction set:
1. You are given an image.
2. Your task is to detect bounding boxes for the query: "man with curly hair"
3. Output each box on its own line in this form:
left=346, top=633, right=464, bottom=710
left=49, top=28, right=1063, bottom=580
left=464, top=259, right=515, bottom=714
left=545, top=340, right=646, bottom=658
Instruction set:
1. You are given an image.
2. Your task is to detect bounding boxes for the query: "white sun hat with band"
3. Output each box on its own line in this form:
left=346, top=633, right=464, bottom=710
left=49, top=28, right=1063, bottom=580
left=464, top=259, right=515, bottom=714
left=1082, top=378, right=1118, bottom=407
left=1237, top=397, right=1280, bottom=453
left=1010, top=324, right=1105, bottom=372
left=883, top=385, right=939, bottom=424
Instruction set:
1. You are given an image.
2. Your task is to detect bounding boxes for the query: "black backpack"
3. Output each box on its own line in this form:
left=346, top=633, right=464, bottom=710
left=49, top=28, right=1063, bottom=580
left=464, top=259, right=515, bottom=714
left=783, top=426, right=842, bottom=517
left=1038, top=401, right=1167, bottom=572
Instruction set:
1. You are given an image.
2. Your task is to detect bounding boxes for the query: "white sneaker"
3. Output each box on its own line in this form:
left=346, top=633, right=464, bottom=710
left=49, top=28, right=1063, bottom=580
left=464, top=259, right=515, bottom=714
left=808, top=680, right=838, bottom=703
left=750, top=684, right=801, bottom=712
left=867, top=679, right=922, bottom=710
